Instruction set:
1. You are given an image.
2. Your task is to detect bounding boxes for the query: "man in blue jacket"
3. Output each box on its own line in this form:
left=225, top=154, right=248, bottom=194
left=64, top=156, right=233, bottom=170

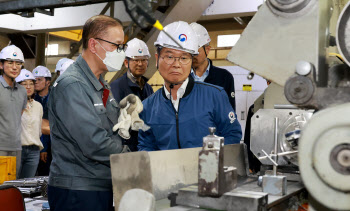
left=111, top=38, right=154, bottom=151
left=190, top=22, right=236, bottom=111
left=138, top=21, right=242, bottom=151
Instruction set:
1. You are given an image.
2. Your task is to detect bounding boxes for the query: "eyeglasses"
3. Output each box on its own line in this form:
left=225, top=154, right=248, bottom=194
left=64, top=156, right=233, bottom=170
left=129, top=59, right=148, bottom=64
left=160, top=55, right=192, bottom=65
left=6, top=61, right=22, bottom=68
left=21, top=83, right=34, bottom=87
left=94, top=38, right=128, bottom=52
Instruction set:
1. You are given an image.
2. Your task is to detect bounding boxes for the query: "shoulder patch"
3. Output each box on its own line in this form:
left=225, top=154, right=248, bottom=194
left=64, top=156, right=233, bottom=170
left=228, top=111, right=236, bottom=123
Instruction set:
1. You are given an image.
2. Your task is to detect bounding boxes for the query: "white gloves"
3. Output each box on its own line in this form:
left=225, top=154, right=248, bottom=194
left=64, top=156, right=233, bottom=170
left=113, top=94, right=145, bottom=139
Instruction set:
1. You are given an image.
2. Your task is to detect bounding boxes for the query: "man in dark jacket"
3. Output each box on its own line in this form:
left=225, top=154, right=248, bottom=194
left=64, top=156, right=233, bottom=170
left=190, top=22, right=236, bottom=111
left=33, top=65, right=52, bottom=176
left=110, top=38, right=154, bottom=151
left=47, top=15, right=126, bottom=211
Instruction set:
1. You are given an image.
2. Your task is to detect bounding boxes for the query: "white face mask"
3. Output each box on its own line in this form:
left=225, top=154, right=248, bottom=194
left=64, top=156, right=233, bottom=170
left=95, top=40, right=126, bottom=72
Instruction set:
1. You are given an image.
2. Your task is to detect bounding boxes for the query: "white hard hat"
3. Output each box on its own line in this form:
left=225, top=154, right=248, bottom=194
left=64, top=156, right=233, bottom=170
left=15, top=69, right=36, bottom=83
left=0, top=45, right=25, bottom=63
left=33, top=65, right=52, bottom=78
left=125, top=38, right=151, bottom=59
left=55, top=58, right=71, bottom=72
left=190, top=22, right=211, bottom=48
left=154, top=21, right=199, bottom=55
left=60, top=59, right=74, bottom=75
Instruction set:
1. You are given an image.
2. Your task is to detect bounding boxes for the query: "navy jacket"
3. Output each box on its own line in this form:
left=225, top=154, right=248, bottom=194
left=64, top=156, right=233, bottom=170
left=201, top=59, right=236, bottom=111
left=138, top=77, right=242, bottom=151
left=110, top=72, right=154, bottom=151
left=110, top=72, right=154, bottom=103
left=34, top=90, right=51, bottom=153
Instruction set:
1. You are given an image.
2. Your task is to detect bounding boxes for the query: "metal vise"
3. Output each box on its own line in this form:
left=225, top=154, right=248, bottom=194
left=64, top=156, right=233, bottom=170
left=198, top=127, right=237, bottom=197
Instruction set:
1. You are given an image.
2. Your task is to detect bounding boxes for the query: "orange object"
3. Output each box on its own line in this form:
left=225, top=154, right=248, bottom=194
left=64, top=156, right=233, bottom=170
left=0, top=156, right=16, bottom=184
left=0, top=185, right=25, bottom=211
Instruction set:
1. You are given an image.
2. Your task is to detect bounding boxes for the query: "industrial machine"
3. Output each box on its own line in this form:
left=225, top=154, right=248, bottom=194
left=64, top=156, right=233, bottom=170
left=228, top=0, right=350, bottom=210
left=110, top=0, right=350, bottom=210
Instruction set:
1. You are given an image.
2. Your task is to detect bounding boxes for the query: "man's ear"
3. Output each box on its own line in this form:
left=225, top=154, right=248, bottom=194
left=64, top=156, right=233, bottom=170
left=0, top=61, right=3, bottom=70
left=205, top=45, right=211, bottom=56
left=88, top=38, right=98, bottom=54
left=155, top=53, right=159, bottom=69
left=124, top=59, right=129, bottom=69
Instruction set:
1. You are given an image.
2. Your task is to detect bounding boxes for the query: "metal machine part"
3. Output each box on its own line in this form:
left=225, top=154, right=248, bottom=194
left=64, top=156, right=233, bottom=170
left=198, top=127, right=237, bottom=197
left=268, top=0, right=313, bottom=14
left=262, top=175, right=287, bottom=196
left=337, top=1, right=350, bottom=68
left=251, top=109, right=313, bottom=166
left=175, top=184, right=268, bottom=211
left=258, top=118, right=288, bottom=196
left=169, top=177, right=305, bottom=211
left=299, top=103, right=350, bottom=210
left=284, top=75, right=315, bottom=106
left=295, top=60, right=313, bottom=76
left=227, top=0, right=331, bottom=87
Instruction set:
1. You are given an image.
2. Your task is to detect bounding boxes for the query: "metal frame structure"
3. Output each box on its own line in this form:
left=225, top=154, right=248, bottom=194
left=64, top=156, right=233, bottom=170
left=0, top=0, right=120, bottom=17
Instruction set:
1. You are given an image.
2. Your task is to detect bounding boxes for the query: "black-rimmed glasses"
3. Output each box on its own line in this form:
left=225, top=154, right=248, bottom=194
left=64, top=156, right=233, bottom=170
left=95, top=38, right=128, bottom=52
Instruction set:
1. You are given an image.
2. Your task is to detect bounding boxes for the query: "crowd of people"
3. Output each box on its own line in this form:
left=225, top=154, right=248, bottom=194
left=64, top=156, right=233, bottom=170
left=0, top=15, right=242, bottom=211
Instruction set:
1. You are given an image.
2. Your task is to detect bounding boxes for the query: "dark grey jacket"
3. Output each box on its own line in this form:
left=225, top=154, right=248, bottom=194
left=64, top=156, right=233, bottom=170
left=48, top=55, right=123, bottom=191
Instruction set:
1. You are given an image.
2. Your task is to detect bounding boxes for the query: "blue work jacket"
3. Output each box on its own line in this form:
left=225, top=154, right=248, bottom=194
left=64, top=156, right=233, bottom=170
left=138, top=77, right=242, bottom=151
left=34, top=90, right=51, bottom=153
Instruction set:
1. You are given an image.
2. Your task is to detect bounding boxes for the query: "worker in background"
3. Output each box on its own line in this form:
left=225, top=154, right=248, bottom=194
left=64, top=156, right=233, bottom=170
left=16, top=69, right=44, bottom=179
left=47, top=15, right=126, bottom=211
left=33, top=65, right=52, bottom=176
left=190, top=22, right=236, bottom=111
left=55, top=58, right=71, bottom=77
left=110, top=38, right=154, bottom=151
left=59, top=59, right=74, bottom=75
left=0, top=45, right=27, bottom=178
left=51, top=58, right=74, bottom=84
left=138, top=21, right=242, bottom=151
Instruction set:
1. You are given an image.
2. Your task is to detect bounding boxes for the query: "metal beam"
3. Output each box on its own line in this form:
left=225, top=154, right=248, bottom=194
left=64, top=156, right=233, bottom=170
left=105, top=0, right=214, bottom=83
left=35, top=33, right=46, bottom=66
left=0, top=0, right=121, bottom=15
left=67, top=2, right=112, bottom=59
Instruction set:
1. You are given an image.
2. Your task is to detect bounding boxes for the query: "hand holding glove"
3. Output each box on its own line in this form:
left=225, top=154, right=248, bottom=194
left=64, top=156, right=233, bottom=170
left=113, top=94, right=145, bottom=139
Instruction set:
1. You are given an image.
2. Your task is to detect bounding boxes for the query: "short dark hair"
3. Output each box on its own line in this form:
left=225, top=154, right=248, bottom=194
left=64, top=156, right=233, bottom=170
left=82, top=15, right=123, bottom=49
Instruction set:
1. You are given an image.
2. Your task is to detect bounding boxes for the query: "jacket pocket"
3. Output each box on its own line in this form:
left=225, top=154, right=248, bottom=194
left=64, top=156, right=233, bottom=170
left=94, top=103, right=106, bottom=115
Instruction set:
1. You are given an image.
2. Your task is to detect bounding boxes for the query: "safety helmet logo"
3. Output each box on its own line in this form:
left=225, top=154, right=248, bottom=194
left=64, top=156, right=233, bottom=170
left=25, top=73, right=29, bottom=77
left=138, top=49, right=143, bottom=53
left=13, top=52, right=17, bottom=57
left=35, top=71, right=38, bottom=74
left=178, top=34, right=187, bottom=42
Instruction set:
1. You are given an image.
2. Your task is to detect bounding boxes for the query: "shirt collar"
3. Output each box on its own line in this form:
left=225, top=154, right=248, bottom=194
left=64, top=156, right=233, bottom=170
left=126, top=70, right=137, bottom=84
left=164, top=77, right=189, bottom=100
left=190, top=58, right=210, bottom=80
left=76, top=55, right=106, bottom=91
left=0, top=75, right=18, bottom=88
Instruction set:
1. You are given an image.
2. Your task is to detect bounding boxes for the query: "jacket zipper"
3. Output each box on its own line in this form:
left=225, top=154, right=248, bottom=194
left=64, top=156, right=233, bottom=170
left=170, top=97, right=181, bottom=149
left=176, top=99, right=181, bottom=149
